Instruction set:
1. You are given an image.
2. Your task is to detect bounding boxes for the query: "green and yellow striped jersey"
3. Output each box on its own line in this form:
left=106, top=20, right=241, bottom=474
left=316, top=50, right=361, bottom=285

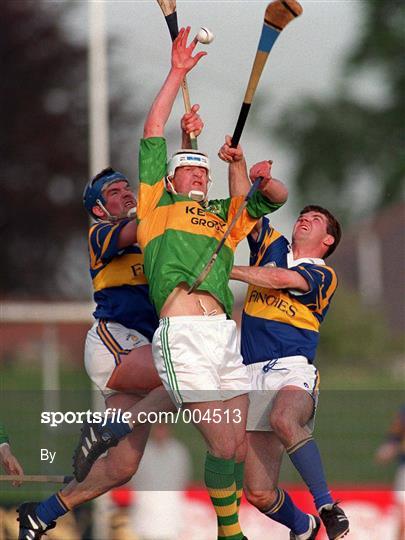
left=137, top=137, right=283, bottom=317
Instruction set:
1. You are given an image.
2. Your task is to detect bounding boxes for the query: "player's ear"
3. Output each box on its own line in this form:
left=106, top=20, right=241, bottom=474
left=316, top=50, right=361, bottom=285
left=323, top=234, right=335, bottom=248
left=92, top=205, right=105, bottom=218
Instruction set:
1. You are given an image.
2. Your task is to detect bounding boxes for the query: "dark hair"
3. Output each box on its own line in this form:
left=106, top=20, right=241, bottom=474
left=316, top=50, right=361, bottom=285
left=299, top=205, right=342, bottom=258
left=91, top=167, right=116, bottom=185
left=83, top=167, right=128, bottom=218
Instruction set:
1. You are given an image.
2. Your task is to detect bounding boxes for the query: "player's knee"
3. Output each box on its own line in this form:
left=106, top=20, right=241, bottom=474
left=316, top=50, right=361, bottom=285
left=244, top=486, right=277, bottom=512
left=210, top=440, right=237, bottom=461
left=269, top=410, right=296, bottom=441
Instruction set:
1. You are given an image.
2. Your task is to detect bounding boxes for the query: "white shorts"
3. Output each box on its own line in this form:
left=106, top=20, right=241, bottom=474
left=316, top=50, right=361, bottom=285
left=85, top=319, right=150, bottom=398
left=152, top=315, right=250, bottom=407
left=246, top=356, right=319, bottom=431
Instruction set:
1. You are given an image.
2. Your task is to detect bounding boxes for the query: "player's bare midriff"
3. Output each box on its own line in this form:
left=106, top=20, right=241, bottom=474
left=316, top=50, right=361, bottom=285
left=160, top=282, right=225, bottom=317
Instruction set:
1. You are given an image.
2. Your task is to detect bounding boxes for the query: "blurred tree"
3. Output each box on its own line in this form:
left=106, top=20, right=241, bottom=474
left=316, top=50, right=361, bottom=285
left=0, top=1, right=87, bottom=298
left=274, top=0, right=405, bottom=221
left=318, top=288, right=404, bottom=370
left=0, top=1, right=141, bottom=299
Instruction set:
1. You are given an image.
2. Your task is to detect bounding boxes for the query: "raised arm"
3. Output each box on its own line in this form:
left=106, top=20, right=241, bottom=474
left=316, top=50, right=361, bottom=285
left=143, top=27, right=206, bottom=139
left=245, top=159, right=288, bottom=240
left=249, top=160, right=288, bottom=204
left=218, top=135, right=250, bottom=196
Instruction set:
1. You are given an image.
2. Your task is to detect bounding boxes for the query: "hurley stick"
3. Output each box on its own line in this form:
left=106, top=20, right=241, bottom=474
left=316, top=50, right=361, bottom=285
left=0, top=474, right=74, bottom=484
left=188, top=178, right=263, bottom=293
left=189, top=1, right=303, bottom=291
left=231, top=0, right=303, bottom=147
left=156, top=0, right=198, bottom=149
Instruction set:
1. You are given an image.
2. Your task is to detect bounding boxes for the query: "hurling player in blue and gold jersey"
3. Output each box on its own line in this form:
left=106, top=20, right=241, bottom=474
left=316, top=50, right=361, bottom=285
left=17, top=109, right=204, bottom=540
left=219, top=139, right=348, bottom=540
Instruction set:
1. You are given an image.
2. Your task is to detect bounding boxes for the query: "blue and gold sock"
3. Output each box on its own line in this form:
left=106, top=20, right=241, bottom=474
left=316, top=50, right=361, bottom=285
left=35, top=492, right=69, bottom=526
left=263, top=487, right=310, bottom=535
left=102, top=417, right=131, bottom=439
left=288, top=436, right=333, bottom=509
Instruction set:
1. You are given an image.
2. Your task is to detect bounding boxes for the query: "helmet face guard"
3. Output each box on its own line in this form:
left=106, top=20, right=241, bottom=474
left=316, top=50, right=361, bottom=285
left=166, top=150, right=212, bottom=201
left=83, top=168, right=128, bottom=219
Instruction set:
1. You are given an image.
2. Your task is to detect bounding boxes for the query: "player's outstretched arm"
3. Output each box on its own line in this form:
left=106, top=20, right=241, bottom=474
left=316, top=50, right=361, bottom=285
left=181, top=104, right=204, bottom=148
left=218, top=135, right=250, bottom=197
left=144, top=27, right=206, bottom=139
left=249, top=160, right=288, bottom=204
left=230, top=265, right=309, bottom=292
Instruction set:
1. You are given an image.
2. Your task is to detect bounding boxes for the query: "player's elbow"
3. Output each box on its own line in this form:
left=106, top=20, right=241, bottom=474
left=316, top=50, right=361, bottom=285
left=260, top=179, right=288, bottom=204
left=277, top=189, right=288, bottom=204
left=271, top=182, right=288, bottom=204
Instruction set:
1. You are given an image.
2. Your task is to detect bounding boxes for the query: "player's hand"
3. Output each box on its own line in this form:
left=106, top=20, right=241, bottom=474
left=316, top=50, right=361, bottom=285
left=181, top=104, right=204, bottom=137
left=0, top=444, right=24, bottom=486
left=172, top=27, right=207, bottom=73
left=249, top=160, right=273, bottom=184
left=218, top=135, right=244, bottom=163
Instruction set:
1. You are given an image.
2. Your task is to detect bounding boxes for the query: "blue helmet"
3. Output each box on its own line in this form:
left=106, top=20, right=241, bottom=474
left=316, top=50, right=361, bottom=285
left=83, top=167, right=128, bottom=218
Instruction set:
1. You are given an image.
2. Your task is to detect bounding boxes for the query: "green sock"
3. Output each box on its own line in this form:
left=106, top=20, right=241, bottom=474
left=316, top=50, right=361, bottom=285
left=204, top=452, right=244, bottom=540
left=234, top=461, right=245, bottom=510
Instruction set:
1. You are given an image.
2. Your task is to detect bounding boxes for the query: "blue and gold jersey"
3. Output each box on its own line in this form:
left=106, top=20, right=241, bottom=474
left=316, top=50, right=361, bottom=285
left=241, top=217, right=338, bottom=365
left=88, top=219, right=159, bottom=341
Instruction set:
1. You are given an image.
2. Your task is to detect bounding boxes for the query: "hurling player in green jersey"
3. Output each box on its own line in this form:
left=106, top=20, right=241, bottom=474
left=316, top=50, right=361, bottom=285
left=136, top=28, right=288, bottom=540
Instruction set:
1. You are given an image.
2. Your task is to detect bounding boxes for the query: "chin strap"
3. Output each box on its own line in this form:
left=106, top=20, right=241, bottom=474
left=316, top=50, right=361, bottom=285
left=188, top=190, right=206, bottom=202
left=95, top=199, right=137, bottom=222
left=96, top=199, right=115, bottom=220
left=166, top=177, right=209, bottom=204
left=126, top=207, right=137, bottom=220
left=165, top=178, right=177, bottom=194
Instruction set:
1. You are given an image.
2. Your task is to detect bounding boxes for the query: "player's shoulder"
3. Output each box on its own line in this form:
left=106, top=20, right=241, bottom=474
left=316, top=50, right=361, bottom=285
left=321, top=262, right=337, bottom=282
left=257, top=217, right=286, bottom=244
left=88, top=219, right=126, bottom=249
left=89, top=220, right=113, bottom=237
left=293, top=259, right=338, bottom=289
left=298, top=260, right=336, bottom=275
left=314, top=263, right=338, bottom=290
